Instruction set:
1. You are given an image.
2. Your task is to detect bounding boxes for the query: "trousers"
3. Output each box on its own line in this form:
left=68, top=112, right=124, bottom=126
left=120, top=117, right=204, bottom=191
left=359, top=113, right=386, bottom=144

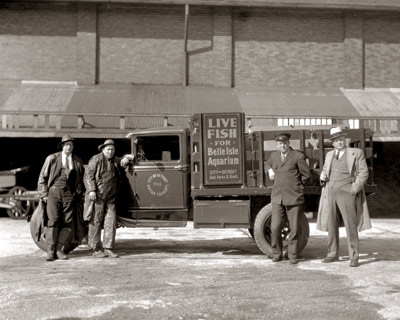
left=46, top=185, right=74, bottom=246
left=271, top=203, right=301, bottom=260
left=326, top=183, right=359, bottom=260
left=88, top=198, right=117, bottom=250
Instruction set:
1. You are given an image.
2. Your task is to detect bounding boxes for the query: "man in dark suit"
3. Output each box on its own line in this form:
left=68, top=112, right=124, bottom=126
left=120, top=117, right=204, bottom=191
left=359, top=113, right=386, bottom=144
left=38, top=135, right=84, bottom=261
left=265, top=133, right=311, bottom=264
left=317, top=127, right=371, bottom=267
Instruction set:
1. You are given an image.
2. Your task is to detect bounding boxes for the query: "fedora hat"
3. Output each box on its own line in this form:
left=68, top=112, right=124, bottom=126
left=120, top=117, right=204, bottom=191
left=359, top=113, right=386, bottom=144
left=58, top=134, right=74, bottom=149
left=275, top=133, right=291, bottom=142
left=98, top=139, right=115, bottom=151
left=329, top=127, right=347, bottom=140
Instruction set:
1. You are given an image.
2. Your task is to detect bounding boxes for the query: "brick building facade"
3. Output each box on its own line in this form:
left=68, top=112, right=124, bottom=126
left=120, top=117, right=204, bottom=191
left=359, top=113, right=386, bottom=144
left=1, top=2, right=400, bottom=89
left=0, top=0, right=400, bottom=216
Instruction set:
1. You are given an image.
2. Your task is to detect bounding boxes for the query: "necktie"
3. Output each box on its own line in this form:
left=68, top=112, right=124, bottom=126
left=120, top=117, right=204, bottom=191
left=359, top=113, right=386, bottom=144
left=65, top=155, right=70, bottom=178
left=107, top=159, right=114, bottom=172
left=336, top=151, right=339, bottom=160
left=281, top=153, right=285, bottom=162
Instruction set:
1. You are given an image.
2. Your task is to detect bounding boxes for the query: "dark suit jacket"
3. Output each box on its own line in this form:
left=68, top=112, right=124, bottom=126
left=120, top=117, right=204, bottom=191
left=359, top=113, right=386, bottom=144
left=37, top=152, right=84, bottom=198
left=265, top=148, right=311, bottom=206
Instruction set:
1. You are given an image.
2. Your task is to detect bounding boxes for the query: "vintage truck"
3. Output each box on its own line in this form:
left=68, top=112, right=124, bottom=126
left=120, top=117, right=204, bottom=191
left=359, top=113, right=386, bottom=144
left=30, top=112, right=376, bottom=257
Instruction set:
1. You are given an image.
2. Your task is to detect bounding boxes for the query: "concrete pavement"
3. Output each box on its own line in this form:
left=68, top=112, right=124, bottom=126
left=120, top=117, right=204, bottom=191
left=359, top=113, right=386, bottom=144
left=0, top=217, right=399, bottom=319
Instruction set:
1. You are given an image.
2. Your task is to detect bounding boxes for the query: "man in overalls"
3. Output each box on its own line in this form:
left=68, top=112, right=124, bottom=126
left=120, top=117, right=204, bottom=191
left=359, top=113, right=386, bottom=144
left=84, top=139, right=129, bottom=258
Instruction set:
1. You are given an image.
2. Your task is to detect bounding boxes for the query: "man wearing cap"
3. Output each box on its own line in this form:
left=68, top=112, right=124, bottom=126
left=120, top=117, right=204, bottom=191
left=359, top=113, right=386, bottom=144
left=265, top=133, right=311, bottom=264
left=84, top=139, right=130, bottom=258
left=38, top=135, right=85, bottom=261
left=317, top=127, right=371, bottom=267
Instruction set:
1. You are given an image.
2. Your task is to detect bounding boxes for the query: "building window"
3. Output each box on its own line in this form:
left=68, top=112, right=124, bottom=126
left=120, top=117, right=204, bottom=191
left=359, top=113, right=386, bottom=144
left=348, top=119, right=360, bottom=129
left=278, top=118, right=333, bottom=127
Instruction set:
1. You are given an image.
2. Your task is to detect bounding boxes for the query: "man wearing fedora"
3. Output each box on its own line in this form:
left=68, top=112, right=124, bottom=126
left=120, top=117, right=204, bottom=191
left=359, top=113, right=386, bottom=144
left=38, top=135, right=85, bottom=261
left=84, top=139, right=130, bottom=258
left=317, top=127, right=372, bottom=267
left=265, top=133, right=311, bottom=264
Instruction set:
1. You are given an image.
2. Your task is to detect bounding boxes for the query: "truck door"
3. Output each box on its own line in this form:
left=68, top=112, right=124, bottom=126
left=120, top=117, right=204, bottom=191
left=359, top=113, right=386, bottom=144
left=129, top=131, right=189, bottom=210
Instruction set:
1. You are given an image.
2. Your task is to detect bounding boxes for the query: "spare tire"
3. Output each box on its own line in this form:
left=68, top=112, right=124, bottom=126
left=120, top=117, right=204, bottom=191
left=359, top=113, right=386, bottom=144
left=29, top=206, right=47, bottom=252
left=29, top=206, right=80, bottom=253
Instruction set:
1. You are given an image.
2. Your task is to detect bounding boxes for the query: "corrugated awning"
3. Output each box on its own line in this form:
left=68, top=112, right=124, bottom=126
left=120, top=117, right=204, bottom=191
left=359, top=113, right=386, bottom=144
left=343, top=89, right=400, bottom=117
left=1, top=83, right=400, bottom=139
left=236, top=86, right=360, bottom=117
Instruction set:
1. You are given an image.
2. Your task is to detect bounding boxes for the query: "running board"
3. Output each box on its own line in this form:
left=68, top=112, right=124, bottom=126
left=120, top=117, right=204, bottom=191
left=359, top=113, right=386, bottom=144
left=117, top=216, right=187, bottom=228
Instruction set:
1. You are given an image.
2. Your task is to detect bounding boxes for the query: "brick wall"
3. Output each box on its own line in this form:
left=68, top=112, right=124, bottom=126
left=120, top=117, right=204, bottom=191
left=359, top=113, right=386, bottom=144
left=1, top=3, right=400, bottom=88
left=98, top=4, right=184, bottom=85
left=212, top=7, right=233, bottom=87
left=0, top=2, right=77, bottom=81
left=344, top=13, right=363, bottom=89
left=364, top=12, right=400, bottom=88
left=234, top=9, right=345, bottom=87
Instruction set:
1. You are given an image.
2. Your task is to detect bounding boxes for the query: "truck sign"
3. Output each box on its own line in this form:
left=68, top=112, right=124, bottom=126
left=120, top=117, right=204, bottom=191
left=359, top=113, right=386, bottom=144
left=202, top=113, right=244, bottom=186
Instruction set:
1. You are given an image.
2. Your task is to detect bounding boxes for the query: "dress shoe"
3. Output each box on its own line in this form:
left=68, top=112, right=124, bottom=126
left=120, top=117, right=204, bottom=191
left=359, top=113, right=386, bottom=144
left=272, top=256, right=282, bottom=262
left=289, top=259, right=298, bottom=265
left=350, top=259, right=359, bottom=267
left=321, top=256, right=339, bottom=263
left=93, top=250, right=107, bottom=258
left=104, top=249, right=119, bottom=258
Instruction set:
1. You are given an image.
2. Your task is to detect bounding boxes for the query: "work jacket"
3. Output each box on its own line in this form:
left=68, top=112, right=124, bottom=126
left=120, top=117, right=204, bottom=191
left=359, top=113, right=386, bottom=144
left=83, top=153, right=123, bottom=200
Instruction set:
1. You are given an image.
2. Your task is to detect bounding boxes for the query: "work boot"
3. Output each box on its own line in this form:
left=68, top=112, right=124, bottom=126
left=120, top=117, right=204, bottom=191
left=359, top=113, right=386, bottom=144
left=104, top=249, right=119, bottom=258
left=92, top=249, right=107, bottom=258
left=56, top=244, right=68, bottom=260
left=46, top=245, right=55, bottom=261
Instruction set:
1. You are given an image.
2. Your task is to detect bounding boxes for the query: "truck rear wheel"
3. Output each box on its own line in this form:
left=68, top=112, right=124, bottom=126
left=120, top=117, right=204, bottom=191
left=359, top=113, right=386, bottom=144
left=253, top=203, right=309, bottom=258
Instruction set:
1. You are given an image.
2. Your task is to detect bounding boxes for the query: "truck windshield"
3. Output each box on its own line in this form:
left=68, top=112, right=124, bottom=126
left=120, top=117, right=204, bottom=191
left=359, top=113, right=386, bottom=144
left=136, top=135, right=180, bottom=161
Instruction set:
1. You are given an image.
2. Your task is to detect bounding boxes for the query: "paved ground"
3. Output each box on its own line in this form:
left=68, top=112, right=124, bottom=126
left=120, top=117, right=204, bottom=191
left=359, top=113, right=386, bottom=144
left=0, top=217, right=400, bottom=320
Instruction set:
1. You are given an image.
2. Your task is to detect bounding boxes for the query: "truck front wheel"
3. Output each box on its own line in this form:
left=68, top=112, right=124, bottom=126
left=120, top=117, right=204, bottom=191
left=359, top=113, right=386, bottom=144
left=253, top=203, right=309, bottom=258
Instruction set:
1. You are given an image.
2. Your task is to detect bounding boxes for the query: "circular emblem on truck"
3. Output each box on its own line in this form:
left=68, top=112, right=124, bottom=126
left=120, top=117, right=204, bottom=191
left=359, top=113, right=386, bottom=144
left=146, top=173, right=169, bottom=197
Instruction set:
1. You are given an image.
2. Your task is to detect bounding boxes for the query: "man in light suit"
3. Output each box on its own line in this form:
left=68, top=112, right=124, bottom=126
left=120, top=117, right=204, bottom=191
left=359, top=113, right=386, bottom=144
left=317, top=127, right=372, bottom=267
left=265, top=133, right=311, bottom=264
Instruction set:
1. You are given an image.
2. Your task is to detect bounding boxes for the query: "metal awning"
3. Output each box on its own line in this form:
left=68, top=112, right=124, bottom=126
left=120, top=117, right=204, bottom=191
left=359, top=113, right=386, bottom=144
left=1, top=82, right=400, bottom=139
left=236, top=86, right=360, bottom=117
left=343, top=89, right=400, bottom=118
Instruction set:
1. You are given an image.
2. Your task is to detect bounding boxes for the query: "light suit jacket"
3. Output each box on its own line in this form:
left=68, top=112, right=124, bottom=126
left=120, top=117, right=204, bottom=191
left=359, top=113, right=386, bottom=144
left=316, top=147, right=372, bottom=232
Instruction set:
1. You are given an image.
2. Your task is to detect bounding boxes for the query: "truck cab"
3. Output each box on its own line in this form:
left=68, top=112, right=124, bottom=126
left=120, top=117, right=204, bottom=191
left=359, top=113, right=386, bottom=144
left=119, top=126, right=191, bottom=228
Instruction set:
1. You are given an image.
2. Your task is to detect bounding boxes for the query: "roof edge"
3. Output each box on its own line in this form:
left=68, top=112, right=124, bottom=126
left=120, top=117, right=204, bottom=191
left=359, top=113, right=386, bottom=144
left=7, top=0, right=400, bottom=11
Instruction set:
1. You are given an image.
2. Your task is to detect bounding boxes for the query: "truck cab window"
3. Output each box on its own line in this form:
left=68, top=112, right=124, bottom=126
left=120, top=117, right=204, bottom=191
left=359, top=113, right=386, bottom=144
left=137, top=136, right=180, bottom=161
